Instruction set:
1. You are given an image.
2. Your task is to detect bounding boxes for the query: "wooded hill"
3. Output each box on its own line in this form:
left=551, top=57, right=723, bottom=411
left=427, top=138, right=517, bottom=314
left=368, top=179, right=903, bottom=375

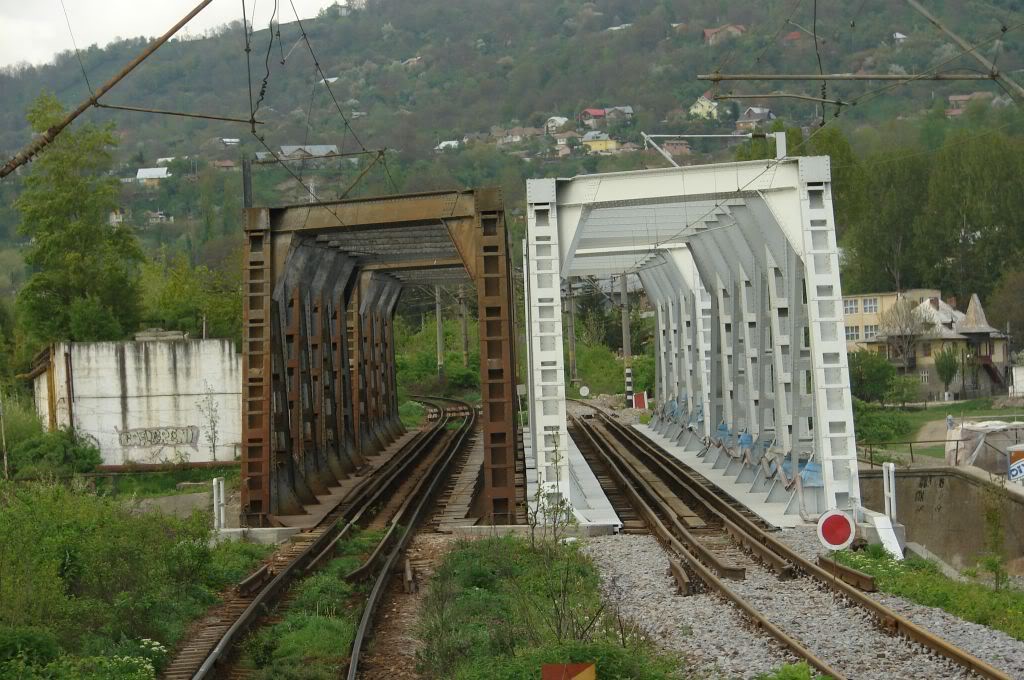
left=1, top=0, right=1022, bottom=162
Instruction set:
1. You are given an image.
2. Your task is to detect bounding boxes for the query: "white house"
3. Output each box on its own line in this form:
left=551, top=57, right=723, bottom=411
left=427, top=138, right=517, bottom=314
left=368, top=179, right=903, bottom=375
left=689, top=91, right=719, bottom=120
left=545, top=116, right=570, bottom=134
left=434, top=140, right=461, bottom=152
left=26, top=335, right=242, bottom=467
left=136, top=167, right=171, bottom=186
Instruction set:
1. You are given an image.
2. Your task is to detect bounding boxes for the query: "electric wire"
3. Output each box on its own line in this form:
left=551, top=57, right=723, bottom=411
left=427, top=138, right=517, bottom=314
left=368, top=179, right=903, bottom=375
left=59, top=0, right=95, bottom=97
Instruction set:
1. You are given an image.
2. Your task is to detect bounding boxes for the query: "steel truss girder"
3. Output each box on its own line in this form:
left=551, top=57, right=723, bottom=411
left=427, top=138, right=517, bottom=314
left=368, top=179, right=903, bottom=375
left=524, top=158, right=860, bottom=515
left=241, top=189, right=518, bottom=526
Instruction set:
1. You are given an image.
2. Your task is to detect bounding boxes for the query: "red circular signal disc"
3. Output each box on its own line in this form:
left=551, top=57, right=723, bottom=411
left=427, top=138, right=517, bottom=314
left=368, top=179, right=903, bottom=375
left=816, top=510, right=855, bottom=551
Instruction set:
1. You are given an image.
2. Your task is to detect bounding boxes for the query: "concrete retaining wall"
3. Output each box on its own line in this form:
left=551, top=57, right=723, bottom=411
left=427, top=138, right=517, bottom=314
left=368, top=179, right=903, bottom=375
left=861, top=466, right=1024, bottom=574
left=33, top=339, right=241, bottom=466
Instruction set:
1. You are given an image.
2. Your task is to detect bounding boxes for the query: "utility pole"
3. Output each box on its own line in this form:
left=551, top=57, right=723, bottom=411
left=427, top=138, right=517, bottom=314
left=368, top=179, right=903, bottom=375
left=904, top=0, right=1024, bottom=102
left=620, top=274, right=633, bottom=407
left=0, top=0, right=216, bottom=179
left=566, top=278, right=580, bottom=386
left=459, top=285, right=469, bottom=367
left=435, top=286, right=446, bottom=383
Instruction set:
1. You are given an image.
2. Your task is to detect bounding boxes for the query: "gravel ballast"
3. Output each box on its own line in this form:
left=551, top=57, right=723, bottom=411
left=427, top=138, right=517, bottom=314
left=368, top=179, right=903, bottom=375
left=777, top=526, right=1024, bottom=679
left=583, top=534, right=793, bottom=679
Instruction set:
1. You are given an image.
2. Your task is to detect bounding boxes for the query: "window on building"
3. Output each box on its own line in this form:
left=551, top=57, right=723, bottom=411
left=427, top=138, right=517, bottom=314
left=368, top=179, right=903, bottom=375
left=864, top=297, right=879, bottom=313
left=922, top=342, right=931, bottom=357
left=864, top=324, right=879, bottom=340
left=845, top=325, right=860, bottom=341
left=844, top=298, right=858, bottom=315
left=920, top=370, right=929, bottom=384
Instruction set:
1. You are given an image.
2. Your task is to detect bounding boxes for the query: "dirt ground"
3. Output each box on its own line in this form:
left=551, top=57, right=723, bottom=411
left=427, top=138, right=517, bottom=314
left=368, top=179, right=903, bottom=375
left=358, top=533, right=458, bottom=680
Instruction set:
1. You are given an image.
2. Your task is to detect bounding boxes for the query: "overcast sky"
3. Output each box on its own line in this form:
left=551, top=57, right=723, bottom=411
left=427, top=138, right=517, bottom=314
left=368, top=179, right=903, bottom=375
left=0, top=1, right=340, bottom=67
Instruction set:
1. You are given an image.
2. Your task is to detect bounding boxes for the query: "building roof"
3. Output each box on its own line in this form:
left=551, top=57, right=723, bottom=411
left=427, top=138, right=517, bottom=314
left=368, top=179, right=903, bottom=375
left=581, top=108, right=606, bottom=118
left=607, top=105, right=634, bottom=115
left=783, top=30, right=803, bottom=41
left=582, top=131, right=610, bottom=142
left=280, top=144, right=339, bottom=157
left=959, top=293, right=999, bottom=334
left=136, top=167, right=171, bottom=180
left=434, top=140, right=460, bottom=150
left=703, top=24, right=747, bottom=39
left=546, top=115, right=569, bottom=127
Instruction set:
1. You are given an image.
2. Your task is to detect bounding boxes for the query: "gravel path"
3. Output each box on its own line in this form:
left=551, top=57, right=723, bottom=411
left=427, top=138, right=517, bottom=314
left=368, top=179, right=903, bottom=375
left=583, top=534, right=794, bottom=679
left=777, top=526, right=1024, bottom=679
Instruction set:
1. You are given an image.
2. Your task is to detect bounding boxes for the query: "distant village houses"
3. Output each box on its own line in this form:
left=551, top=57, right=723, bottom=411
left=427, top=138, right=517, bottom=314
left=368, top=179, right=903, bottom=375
left=579, top=105, right=634, bottom=129
left=280, top=144, right=339, bottom=159
left=689, top=92, right=719, bottom=120
left=581, top=131, right=619, bottom=154
left=434, top=140, right=461, bottom=152
left=702, top=24, right=746, bottom=46
left=735, top=106, right=776, bottom=131
left=545, top=116, right=570, bottom=134
left=136, top=167, right=171, bottom=187
left=945, top=91, right=995, bottom=118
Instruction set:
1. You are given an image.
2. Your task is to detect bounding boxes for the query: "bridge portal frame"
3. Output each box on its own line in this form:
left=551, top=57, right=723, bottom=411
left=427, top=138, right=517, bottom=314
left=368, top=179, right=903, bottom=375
left=241, top=189, right=517, bottom=527
left=524, top=157, right=861, bottom=517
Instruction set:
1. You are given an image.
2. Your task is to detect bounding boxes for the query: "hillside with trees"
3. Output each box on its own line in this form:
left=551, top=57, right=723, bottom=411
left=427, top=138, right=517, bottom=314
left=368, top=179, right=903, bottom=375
left=1, top=0, right=1024, bottom=386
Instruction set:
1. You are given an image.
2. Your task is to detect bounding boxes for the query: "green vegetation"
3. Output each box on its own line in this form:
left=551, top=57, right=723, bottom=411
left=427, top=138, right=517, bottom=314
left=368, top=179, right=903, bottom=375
left=417, top=536, right=682, bottom=679
left=398, top=400, right=427, bottom=429
left=91, top=465, right=240, bottom=499
left=8, top=429, right=101, bottom=479
left=240, top=529, right=384, bottom=680
left=757, top=663, right=827, bottom=680
left=834, top=544, right=1024, bottom=641
left=14, top=94, right=143, bottom=349
left=852, top=398, right=912, bottom=445
left=394, top=314, right=480, bottom=399
left=0, top=482, right=271, bottom=678
left=848, top=350, right=897, bottom=405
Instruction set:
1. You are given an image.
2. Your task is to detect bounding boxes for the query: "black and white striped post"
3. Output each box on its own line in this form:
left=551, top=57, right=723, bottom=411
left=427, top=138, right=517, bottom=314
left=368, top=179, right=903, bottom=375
left=621, top=273, right=633, bottom=408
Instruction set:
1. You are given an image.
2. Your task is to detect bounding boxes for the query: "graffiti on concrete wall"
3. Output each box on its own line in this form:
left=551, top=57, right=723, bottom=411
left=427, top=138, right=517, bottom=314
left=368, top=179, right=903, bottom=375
left=117, top=425, right=199, bottom=449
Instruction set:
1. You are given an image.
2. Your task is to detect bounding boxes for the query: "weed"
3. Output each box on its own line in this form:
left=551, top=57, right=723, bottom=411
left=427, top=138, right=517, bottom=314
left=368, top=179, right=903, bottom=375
left=834, top=546, right=1024, bottom=639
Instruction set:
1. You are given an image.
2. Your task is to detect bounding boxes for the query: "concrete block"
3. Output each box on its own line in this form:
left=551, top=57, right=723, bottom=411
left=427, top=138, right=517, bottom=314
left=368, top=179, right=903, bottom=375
left=450, top=523, right=618, bottom=540
left=214, top=527, right=301, bottom=545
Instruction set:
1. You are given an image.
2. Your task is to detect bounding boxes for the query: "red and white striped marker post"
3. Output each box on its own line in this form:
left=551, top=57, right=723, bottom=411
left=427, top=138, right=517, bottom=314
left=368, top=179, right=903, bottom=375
left=817, top=509, right=856, bottom=552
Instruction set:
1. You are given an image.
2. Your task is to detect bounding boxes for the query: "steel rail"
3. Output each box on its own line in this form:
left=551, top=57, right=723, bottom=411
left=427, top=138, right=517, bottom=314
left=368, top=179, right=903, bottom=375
left=577, top=403, right=1012, bottom=680
left=569, top=414, right=843, bottom=679
left=345, top=396, right=477, bottom=679
left=184, top=399, right=452, bottom=680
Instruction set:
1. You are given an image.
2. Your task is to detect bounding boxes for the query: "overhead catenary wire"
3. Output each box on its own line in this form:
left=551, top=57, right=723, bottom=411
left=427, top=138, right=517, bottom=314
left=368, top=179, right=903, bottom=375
left=59, top=0, right=95, bottom=97
left=1, top=0, right=216, bottom=179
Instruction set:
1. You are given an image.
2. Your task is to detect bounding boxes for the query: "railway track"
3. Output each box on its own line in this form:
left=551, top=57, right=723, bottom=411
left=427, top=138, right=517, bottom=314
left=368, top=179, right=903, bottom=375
left=569, top=400, right=1012, bottom=680
left=162, top=397, right=476, bottom=680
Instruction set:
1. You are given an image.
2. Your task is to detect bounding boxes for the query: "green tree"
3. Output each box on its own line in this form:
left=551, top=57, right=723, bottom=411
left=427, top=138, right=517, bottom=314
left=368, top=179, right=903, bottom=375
left=934, top=345, right=960, bottom=394
left=885, top=374, right=920, bottom=408
left=14, top=93, right=143, bottom=345
left=915, top=131, right=1024, bottom=303
left=988, top=269, right=1024, bottom=354
left=842, top=151, right=929, bottom=294
left=848, top=350, right=896, bottom=403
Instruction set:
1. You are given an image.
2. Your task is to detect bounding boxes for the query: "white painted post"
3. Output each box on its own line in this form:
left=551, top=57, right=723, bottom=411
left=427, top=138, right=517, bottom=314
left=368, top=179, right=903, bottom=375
left=882, top=462, right=896, bottom=521
left=212, top=477, right=226, bottom=530
left=218, top=477, right=226, bottom=529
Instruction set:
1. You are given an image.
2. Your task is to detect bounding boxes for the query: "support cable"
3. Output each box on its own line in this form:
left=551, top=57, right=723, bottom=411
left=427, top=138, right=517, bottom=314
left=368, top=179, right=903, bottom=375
left=1, top=0, right=216, bottom=179
left=59, top=0, right=95, bottom=97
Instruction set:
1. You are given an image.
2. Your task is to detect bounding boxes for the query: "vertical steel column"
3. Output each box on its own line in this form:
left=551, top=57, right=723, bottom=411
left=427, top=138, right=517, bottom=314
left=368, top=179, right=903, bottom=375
left=474, top=189, right=517, bottom=523
left=241, top=209, right=272, bottom=526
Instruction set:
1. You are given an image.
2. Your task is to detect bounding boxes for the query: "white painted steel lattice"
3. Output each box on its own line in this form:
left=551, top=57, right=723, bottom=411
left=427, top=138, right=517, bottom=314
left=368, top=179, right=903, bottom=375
left=524, top=157, right=861, bottom=517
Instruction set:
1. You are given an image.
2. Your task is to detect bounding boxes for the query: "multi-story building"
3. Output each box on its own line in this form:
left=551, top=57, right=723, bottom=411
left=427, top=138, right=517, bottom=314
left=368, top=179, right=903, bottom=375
left=842, top=290, right=1009, bottom=399
left=842, top=289, right=940, bottom=352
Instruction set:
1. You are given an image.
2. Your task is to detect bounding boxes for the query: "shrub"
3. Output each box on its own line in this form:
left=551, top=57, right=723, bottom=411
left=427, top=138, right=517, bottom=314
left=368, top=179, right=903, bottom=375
left=0, top=392, right=43, bottom=451
left=852, top=398, right=912, bottom=444
left=0, top=627, right=60, bottom=666
left=0, top=482, right=267, bottom=666
left=848, top=350, right=896, bottom=403
left=9, top=430, right=101, bottom=479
